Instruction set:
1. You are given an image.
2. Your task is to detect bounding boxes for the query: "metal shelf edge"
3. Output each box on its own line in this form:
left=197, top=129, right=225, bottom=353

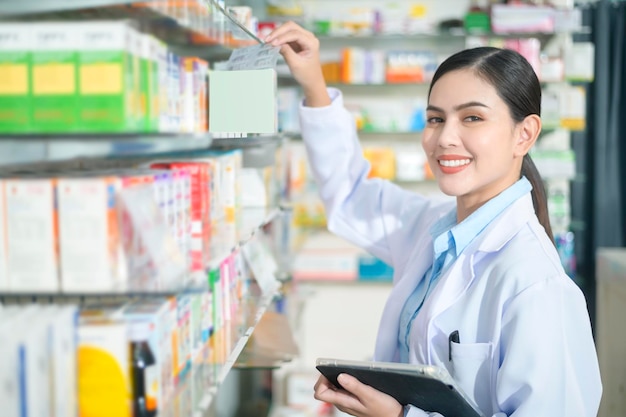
left=194, top=291, right=277, bottom=417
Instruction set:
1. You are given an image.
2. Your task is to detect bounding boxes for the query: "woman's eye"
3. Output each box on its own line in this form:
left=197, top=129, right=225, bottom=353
left=427, top=116, right=444, bottom=124
left=464, top=115, right=482, bottom=122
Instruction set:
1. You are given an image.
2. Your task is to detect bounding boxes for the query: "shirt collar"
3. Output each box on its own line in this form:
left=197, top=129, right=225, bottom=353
left=429, top=177, right=533, bottom=257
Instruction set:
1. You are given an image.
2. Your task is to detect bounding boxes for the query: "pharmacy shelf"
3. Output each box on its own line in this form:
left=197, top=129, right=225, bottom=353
left=323, top=81, right=569, bottom=88
left=0, top=0, right=132, bottom=14
left=0, top=0, right=260, bottom=50
left=277, top=69, right=581, bottom=89
left=206, top=205, right=283, bottom=271
left=0, top=206, right=283, bottom=301
left=283, top=131, right=421, bottom=139
left=161, top=288, right=278, bottom=417
left=210, top=134, right=285, bottom=150
left=327, top=82, right=430, bottom=88
left=358, top=130, right=422, bottom=137
left=0, top=133, right=214, bottom=169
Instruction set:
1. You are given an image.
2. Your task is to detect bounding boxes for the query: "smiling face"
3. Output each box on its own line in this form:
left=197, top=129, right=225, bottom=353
left=423, top=68, right=537, bottom=220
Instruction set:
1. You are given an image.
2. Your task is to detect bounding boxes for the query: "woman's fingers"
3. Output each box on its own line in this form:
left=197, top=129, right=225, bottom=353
left=322, top=374, right=404, bottom=417
left=314, top=375, right=332, bottom=392
left=336, top=373, right=379, bottom=399
left=314, top=381, right=363, bottom=411
left=265, top=20, right=311, bottom=43
left=265, top=21, right=329, bottom=105
left=268, top=30, right=318, bottom=55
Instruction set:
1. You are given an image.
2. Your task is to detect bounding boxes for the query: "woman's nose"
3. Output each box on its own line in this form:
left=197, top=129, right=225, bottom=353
left=437, top=122, right=460, bottom=148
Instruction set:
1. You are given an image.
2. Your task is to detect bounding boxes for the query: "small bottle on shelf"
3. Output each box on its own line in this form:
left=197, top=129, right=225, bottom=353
left=129, top=321, right=158, bottom=417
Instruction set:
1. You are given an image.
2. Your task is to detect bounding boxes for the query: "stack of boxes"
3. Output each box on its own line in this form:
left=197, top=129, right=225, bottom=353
left=0, top=21, right=208, bottom=134
left=0, top=248, right=255, bottom=417
left=0, top=1, right=283, bottom=416
left=0, top=149, right=242, bottom=293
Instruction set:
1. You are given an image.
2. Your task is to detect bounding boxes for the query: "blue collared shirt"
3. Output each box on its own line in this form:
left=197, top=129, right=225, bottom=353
left=398, top=177, right=533, bottom=362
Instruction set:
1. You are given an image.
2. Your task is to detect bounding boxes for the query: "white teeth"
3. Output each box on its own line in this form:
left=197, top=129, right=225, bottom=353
left=439, top=159, right=471, bottom=167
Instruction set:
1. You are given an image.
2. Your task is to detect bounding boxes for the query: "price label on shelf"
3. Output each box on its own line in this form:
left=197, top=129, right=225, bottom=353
left=242, top=235, right=280, bottom=296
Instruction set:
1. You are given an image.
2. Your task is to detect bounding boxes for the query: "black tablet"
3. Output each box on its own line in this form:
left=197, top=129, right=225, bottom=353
left=315, top=358, right=484, bottom=417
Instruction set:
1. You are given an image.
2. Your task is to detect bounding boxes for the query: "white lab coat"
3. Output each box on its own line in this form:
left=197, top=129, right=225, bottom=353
left=299, top=89, right=602, bottom=417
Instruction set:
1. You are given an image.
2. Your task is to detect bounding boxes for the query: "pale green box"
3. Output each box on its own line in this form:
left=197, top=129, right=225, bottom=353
left=209, top=68, right=277, bottom=135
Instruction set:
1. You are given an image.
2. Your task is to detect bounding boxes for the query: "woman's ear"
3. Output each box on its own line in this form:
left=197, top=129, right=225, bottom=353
left=515, top=114, right=541, bottom=157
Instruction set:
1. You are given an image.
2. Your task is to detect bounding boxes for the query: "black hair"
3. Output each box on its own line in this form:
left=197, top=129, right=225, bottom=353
left=428, top=47, right=554, bottom=243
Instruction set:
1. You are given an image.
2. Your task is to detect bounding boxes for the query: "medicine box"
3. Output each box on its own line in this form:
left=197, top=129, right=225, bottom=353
left=0, top=181, right=7, bottom=290
left=50, top=306, right=79, bottom=417
left=78, top=21, right=142, bottom=132
left=5, top=178, right=59, bottom=292
left=0, top=23, right=32, bottom=133
left=78, top=317, right=132, bottom=417
left=0, top=309, right=26, bottom=417
left=139, top=34, right=160, bottom=132
left=122, top=298, right=174, bottom=412
left=57, top=176, right=123, bottom=292
left=31, top=22, right=81, bottom=132
left=15, top=306, right=53, bottom=417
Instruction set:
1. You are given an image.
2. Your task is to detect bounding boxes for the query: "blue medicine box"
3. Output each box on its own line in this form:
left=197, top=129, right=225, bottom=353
left=358, top=255, right=394, bottom=282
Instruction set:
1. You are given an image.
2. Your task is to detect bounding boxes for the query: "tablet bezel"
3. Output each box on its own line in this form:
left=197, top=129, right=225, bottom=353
left=315, top=358, right=485, bottom=417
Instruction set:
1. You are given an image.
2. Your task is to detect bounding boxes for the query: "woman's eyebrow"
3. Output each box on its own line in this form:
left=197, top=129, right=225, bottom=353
left=426, top=101, right=490, bottom=113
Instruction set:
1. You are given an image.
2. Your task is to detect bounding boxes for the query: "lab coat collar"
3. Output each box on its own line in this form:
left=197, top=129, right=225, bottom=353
left=422, top=192, right=537, bottom=353
left=426, top=192, right=536, bottom=314
left=475, top=192, right=537, bottom=253
left=374, top=191, right=537, bottom=363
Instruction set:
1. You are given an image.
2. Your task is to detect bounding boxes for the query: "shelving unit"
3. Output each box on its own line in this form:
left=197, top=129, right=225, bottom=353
left=314, top=28, right=591, bottom=41
left=0, top=1, right=290, bottom=417
left=0, top=0, right=260, bottom=48
left=0, top=133, right=214, bottom=168
left=162, top=288, right=278, bottom=417
left=0, top=205, right=284, bottom=300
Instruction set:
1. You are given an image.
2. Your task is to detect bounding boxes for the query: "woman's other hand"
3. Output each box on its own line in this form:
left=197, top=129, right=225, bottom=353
left=265, top=21, right=331, bottom=107
left=314, top=373, right=404, bottom=417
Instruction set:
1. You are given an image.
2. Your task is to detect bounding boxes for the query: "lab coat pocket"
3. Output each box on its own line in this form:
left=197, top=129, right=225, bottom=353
left=450, top=341, right=493, bottom=415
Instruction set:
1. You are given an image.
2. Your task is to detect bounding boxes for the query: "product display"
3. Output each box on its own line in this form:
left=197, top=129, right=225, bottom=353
left=0, top=20, right=208, bottom=134
left=0, top=148, right=256, bottom=293
left=0, top=244, right=272, bottom=417
left=0, top=0, right=291, bottom=415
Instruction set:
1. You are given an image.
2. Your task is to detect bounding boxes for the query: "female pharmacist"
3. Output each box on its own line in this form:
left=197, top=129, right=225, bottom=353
left=265, top=22, right=602, bottom=417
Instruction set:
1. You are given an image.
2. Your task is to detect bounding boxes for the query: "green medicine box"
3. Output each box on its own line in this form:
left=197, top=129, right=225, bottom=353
left=139, top=34, right=160, bottom=133
left=78, top=21, right=143, bottom=133
left=0, top=24, right=32, bottom=133
left=31, top=23, right=81, bottom=132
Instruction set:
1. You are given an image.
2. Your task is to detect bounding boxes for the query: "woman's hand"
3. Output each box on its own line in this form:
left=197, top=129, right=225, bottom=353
left=314, top=373, right=404, bottom=417
left=264, top=21, right=331, bottom=107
